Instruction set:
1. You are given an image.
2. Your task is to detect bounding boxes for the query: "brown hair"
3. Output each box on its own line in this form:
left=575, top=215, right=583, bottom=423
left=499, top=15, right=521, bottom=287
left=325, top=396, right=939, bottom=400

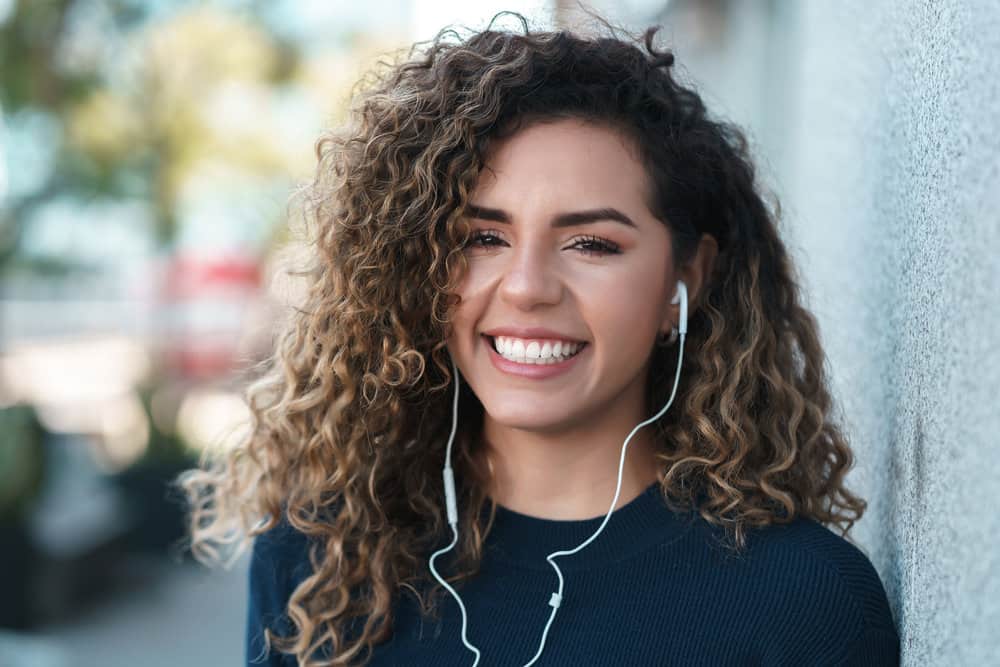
left=177, top=11, right=867, bottom=666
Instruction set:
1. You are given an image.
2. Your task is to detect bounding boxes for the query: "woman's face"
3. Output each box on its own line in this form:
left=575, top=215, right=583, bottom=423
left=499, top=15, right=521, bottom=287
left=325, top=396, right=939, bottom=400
left=446, top=118, right=676, bottom=435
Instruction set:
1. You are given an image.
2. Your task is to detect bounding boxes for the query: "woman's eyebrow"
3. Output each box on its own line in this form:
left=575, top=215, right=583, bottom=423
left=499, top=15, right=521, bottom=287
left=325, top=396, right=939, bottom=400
left=465, top=203, right=637, bottom=228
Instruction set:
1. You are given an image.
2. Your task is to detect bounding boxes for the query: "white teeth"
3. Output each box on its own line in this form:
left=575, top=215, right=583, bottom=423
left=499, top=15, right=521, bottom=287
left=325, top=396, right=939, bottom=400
left=490, top=336, right=584, bottom=364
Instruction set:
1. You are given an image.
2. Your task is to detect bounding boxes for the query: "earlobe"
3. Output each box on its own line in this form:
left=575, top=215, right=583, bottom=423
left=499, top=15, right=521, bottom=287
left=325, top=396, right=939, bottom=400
left=656, top=326, right=679, bottom=347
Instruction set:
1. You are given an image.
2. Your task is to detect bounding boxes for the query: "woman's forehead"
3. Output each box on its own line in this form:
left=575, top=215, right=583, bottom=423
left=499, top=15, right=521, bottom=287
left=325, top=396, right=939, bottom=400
left=476, top=120, right=646, bottom=188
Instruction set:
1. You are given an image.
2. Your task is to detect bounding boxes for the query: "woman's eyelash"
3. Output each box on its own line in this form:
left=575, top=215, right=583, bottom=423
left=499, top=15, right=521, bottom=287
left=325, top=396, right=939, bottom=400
left=465, top=230, right=621, bottom=256
left=572, top=234, right=621, bottom=255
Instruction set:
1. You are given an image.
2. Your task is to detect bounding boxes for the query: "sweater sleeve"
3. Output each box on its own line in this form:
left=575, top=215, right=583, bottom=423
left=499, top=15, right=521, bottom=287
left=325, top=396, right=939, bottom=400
left=755, top=520, right=901, bottom=666
left=246, top=519, right=310, bottom=667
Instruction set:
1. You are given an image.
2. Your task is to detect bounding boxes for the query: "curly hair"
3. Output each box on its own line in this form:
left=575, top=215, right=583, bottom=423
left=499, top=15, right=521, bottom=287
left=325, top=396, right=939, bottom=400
left=176, top=11, right=868, bottom=666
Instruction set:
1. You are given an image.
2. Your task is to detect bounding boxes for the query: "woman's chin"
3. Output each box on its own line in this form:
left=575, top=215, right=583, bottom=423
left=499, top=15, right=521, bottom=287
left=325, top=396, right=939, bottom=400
left=481, top=405, right=579, bottom=434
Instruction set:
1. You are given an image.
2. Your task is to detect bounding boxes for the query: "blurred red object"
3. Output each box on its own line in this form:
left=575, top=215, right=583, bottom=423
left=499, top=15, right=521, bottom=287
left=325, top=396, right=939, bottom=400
left=164, top=254, right=262, bottom=299
left=159, top=251, right=263, bottom=379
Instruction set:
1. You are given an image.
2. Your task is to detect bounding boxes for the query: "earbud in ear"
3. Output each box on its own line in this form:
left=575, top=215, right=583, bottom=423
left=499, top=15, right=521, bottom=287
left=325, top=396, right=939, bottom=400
left=670, top=280, right=688, bottom=335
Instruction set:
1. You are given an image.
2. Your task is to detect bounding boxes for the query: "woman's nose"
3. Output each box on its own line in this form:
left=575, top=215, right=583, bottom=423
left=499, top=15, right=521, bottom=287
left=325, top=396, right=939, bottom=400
left=498, top=243, right=563, bottom=310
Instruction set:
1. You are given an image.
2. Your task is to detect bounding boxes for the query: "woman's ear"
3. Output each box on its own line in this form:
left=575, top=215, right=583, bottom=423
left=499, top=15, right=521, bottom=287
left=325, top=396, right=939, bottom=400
left=683, top=233, right=720, bottom=311
left=667, top=233, right=718, bottom=329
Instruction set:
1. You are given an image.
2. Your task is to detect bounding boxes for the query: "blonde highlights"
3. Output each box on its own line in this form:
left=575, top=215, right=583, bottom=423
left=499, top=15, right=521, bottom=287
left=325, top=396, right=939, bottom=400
left=177, top=13, right=867, bottom=666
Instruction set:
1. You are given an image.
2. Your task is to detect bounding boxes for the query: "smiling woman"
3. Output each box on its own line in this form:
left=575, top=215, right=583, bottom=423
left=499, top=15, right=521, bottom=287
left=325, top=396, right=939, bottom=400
left=448, top=118, right=708, bottom=517
left=176, top=10, right=900, bottom=667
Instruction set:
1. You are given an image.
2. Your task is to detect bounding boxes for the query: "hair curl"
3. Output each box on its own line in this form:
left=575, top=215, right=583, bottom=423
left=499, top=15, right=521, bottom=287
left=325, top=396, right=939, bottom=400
left=177, top=11, right=868, bottom=666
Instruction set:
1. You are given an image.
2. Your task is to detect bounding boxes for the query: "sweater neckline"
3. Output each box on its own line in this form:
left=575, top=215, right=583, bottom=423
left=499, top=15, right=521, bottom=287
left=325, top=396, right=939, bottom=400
left=479, top=481, right=694, bottom=572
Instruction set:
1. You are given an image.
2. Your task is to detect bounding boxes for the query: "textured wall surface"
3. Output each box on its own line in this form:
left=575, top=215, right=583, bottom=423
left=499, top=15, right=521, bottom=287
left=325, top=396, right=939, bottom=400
left=602, top=0, right=1000, bottom=664
left=781, top=3, right=1000, bottom=665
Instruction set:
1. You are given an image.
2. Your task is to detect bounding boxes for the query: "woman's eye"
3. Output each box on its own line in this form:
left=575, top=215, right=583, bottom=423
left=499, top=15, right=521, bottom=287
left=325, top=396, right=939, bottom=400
left=464, top=231, right=621, bottom=256
left=465, top=230, right=506, bottom=249
left=569, top=235, right=621, bottom=256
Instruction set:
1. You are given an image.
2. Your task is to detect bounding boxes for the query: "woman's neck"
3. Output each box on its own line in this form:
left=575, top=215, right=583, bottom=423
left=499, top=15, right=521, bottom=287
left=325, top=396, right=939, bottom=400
left=478, top=415, right=662, bottom=521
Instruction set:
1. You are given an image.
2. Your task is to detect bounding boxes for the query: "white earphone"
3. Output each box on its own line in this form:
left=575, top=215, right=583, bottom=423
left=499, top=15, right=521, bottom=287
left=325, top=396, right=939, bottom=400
left=430, top=279, right=689, bottom=666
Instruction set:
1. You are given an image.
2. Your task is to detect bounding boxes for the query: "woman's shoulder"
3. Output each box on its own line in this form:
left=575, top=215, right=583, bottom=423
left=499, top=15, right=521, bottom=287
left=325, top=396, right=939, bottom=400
left=737, top=516, right=901, bottom=664
left=746, top=517, right=893, bottom=610
left=688, top=514, right=893, bottom=608
left=246, top=515, right=322, bottom=666
left=249, top=513, right=317, bottom=590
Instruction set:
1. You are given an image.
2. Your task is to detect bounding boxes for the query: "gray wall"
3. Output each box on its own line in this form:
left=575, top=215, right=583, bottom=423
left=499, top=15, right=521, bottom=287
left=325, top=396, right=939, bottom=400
left=586, top=0, right=1000, bottom=664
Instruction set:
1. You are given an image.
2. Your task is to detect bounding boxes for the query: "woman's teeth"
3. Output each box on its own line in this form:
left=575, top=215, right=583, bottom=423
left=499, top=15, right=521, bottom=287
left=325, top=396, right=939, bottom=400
left=491, top=336, right=584, bottom=364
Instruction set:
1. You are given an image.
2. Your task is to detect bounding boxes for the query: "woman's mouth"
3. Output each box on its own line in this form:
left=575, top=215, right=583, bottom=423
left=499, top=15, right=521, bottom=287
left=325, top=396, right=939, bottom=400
left=481, top=334, right=589, bottom=379
left=485, top=335, right=587, bottom=365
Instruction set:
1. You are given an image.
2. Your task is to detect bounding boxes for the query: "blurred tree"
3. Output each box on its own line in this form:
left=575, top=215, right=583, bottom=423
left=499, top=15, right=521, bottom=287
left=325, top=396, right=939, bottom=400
left=0, top=0, right=315, bottom=374
left=0, top=0, right=95, bottom=273
left=0, top=0, right=305, bottom=269
left=0, top=403, right=46, bottom=629
left=0, top=0, right=408, bottom=276
left=0, top=403, right=46, bottom=521
left=0, top=0, right=404, bottom=393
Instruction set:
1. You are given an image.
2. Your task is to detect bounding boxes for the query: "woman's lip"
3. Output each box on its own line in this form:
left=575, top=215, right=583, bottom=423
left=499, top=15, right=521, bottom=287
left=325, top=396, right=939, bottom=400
left=481, top=334, right=588, bottom=349
left=480, top=333, right=588, bottom=345
left=482, top=327, right=587, bottom=343
left=483, top=335, right=588, bottom=379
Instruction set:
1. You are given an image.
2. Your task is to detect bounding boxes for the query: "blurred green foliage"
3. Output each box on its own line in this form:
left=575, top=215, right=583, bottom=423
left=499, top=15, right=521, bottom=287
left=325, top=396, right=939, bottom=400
left=0, top=403, right=46, bottom=521
left=136, top=380, right=194, bottom=466
left=0, top=0, right=308, bottom=268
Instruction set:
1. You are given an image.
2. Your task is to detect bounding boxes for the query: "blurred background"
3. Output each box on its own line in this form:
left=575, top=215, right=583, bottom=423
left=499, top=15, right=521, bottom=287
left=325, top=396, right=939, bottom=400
left=1, top=1, right=997, bottom=666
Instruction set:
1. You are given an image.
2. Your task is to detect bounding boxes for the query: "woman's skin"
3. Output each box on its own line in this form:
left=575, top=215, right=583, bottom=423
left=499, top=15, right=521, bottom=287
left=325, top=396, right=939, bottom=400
left=447, top=117, right=718, bottom=520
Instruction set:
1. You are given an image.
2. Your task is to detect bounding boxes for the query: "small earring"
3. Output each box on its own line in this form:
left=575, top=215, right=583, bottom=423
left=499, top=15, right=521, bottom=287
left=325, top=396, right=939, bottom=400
left=657, top=326, right=679, bottom=347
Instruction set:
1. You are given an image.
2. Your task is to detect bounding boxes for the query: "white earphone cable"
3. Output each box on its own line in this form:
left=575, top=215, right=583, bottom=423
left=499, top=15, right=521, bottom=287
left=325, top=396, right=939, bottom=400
left=430, top=281, right=688, bottom=666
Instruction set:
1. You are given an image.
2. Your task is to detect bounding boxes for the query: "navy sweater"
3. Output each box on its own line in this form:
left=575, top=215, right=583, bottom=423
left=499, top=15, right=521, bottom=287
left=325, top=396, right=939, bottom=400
left=246, top=482, right=900, bottom=666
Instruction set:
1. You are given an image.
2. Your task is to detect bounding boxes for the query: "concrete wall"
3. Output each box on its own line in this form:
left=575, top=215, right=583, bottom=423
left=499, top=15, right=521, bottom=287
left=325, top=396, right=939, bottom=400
left=588, top=0, right=1000, bottom=664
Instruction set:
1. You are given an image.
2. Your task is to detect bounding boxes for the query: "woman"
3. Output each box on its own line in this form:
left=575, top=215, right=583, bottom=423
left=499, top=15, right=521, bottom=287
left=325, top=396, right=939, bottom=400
left=178, top=11, right=901, bottom=667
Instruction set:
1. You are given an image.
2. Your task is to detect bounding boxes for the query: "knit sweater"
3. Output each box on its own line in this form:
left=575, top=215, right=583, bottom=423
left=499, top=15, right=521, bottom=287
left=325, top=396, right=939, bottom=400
left=246, top=481, right=900, bottom=666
